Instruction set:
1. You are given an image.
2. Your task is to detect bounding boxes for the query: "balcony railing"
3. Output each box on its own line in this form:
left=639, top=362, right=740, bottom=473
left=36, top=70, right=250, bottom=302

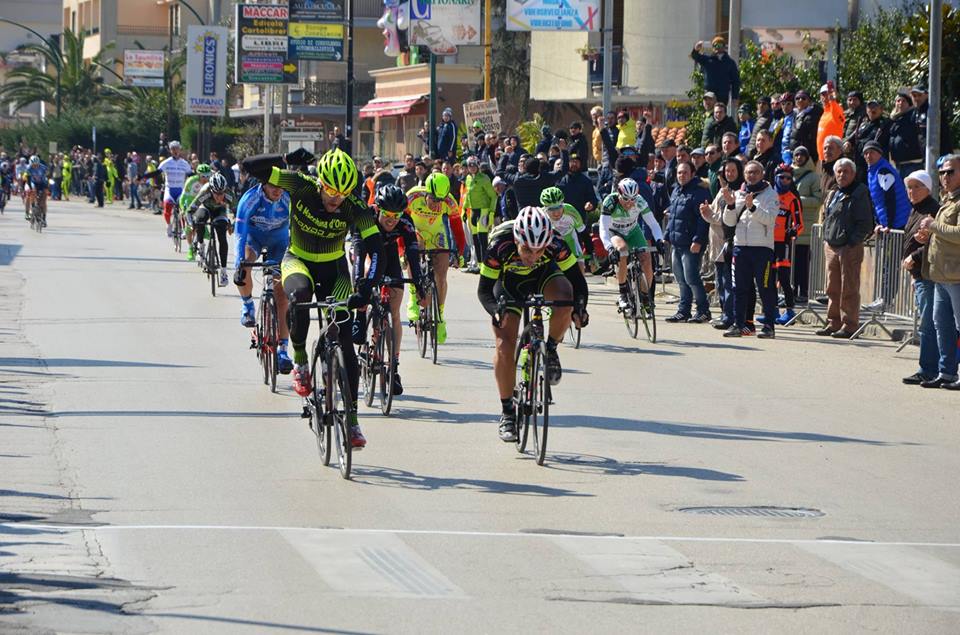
left=117, top=24, right=170, bottom=36
left=294, top=80, right=376, bottom=107
left=588, top=46, right=623, bottom=88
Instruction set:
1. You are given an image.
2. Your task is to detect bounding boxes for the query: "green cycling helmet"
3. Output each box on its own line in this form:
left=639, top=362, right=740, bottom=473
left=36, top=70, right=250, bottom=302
left=425, top=172, right=450, bottom=199
left=540, top=186, right=565, bottom=207
left=316, top=148, right=358, bottom=195
left=196, top=163, right=212, bottom=176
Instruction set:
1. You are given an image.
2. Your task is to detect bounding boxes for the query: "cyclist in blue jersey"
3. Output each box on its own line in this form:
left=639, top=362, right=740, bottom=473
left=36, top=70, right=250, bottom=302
left=23, top=156, right=49, bottom=224
left=232, top=177, right=294, bottom=373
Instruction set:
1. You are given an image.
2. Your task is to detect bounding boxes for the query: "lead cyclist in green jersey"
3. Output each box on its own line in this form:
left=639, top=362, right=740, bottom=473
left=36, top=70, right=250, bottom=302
left=600, top=178, right=664, bottom=311
left=539, top=187, right=593, bottom=272
left=244, top=148, right=384, bottom=450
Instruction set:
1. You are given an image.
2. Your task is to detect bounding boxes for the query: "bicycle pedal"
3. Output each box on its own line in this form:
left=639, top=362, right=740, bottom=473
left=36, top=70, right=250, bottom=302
left=300, top=405, right=311, bottom=419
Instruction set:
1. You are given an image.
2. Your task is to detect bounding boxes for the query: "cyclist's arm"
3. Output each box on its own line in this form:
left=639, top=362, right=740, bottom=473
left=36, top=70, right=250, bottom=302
left=636, top=197, right=663, bottom=241
left=562, top=262, right=589, bottom=309
left=400, top=220, right=424, bottom=281
left=477, top=272, right=500, bottom=316
left=187, top=185, right=211, bottom=214
left=233, top=193, right=255, bottom=269
left=598, top=212, right=615, bottom=251
left=353, top=208, right=385, bottom=292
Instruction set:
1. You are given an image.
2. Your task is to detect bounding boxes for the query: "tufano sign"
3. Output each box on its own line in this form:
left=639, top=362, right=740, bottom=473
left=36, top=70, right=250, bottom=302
left=185, top=26, right=228, bottom=116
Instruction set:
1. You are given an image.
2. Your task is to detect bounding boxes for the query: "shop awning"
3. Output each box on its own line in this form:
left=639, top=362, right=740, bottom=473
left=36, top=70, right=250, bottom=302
left=358, top=95, right=426, bottom=119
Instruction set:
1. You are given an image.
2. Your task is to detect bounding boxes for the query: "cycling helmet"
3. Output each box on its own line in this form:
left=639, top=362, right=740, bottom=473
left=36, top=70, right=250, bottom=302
left=513, top=206, right=553, bottom=249
left=316, top=148, right=358, bottom=195
left=617, top=177, right=640, bottom=199
left=29, top=155, right=40, bottom=166
left=539, top=186, right=565, bottom=207
left=208, top=172, right=228, bottom=193
left=0, top=162, right=8, bottom=171
left=375, top=184, right=408, bottom=213
left=465, top=156, right=479, bottom=167
left=196, top=163, right=212, bottom=176
left=425, top=172, right=450, bottom=199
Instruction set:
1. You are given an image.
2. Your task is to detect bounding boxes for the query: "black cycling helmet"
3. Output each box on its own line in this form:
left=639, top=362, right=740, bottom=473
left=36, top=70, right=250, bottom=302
left=375, top=184, right=408, bottom=213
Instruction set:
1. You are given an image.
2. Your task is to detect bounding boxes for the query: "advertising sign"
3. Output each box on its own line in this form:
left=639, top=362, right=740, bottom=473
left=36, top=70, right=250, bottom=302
left=184, top=26, right=227, bottom=116
left=506, top=0, right=601, bottom=31
left=409, top=0, right=482, bottom=56
left=123, top=50, right=164, bottom=88
left=235, top=4, right=298, bottom=84
left=288, top=22, right=344, bottom=61
left=289, top=0, right=344, bottom=22
left=463, top=98, right=501, bottom=136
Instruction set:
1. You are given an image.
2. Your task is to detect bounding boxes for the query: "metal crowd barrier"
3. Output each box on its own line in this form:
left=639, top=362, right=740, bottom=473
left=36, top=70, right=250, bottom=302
left=850, top=228, right=914, bottom=341
left=785, top=224, right=828, bottom=327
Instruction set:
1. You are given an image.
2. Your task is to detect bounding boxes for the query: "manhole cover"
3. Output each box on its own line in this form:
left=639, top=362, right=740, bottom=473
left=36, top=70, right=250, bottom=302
left=678, top=506, right=824, bottom=518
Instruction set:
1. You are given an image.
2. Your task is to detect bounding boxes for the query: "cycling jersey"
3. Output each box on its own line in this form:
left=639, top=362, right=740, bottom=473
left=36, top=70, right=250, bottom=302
left=547, top=203, right=586, bottom=258
left=178, top=174, right=204, bottom=211
left=234, top=184, right=290, bottom=269
left=158, top=156, right=191, bottom=201
left=599, top=192, right=662, bottom=251
left=268, top=167, right=379, bottom=263
left=187, top=181, right=234, bottom=215
left=406, top=186, right=457, bottom=251
left=24, top=164, right=48, bottom=190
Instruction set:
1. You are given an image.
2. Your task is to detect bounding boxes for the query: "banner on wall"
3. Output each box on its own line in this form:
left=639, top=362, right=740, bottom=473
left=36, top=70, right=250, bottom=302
left=184, top=26, right=227, bottom=116
left=288, top=22, right=344, bottom=61
left=289, top=0, right=344, bottom=22
left=123, top=50, right=164, bottom=88
left=506, top=0, right=601, bottom=31
left=409, top=0, right=482, bottom=56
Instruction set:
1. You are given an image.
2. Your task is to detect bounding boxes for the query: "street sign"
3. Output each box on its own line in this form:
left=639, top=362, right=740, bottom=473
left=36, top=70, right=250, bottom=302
left=463, top=98, right=501, bottom=136
left=235, top=4, right=299, bottom=85
left=409, top=0, right=482, bottom=56
left=280, top=130, right=323, bottom=142
left=288, top=22, right=344, bottom=62
left=506, top=0, right=601, bottom=31
left=289, top=0, right=344, bottom=22
left=123, top=50, right=164, bottom=88
left=184, top=26, right=228, bottom=116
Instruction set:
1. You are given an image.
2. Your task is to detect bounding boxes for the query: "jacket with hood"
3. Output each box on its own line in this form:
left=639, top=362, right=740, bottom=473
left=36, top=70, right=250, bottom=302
left=817, top=99, right=845, bottom=161
left=666, top=178, right=712, bottom=248
left=889, top=108, right=923, bottom=165
left=866, top=157, right=910, bottom=229
left=722, top=181, right=778, bottom=249
left=791, top=103, right=824, bottom=162
left=792, top=163, right=822, bottom=246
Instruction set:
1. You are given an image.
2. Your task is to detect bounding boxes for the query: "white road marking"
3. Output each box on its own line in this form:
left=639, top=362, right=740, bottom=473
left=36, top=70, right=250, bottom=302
left=280, top=530, right=465, bottom=599
left=800, top=543, right=960, bottom=610
left=4, top=523, right=960, bottom=548
left=552, top=536, right=766, bottom=605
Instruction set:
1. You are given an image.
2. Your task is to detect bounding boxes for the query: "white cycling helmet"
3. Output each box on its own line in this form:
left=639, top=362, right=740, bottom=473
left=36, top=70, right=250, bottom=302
left=208, top=172, right=228, bottom=193
left=29, top=155, right=40, bottom=166
left=617, top=177, right=640, bottom=200
left=513, top=206, right=553, bottom=249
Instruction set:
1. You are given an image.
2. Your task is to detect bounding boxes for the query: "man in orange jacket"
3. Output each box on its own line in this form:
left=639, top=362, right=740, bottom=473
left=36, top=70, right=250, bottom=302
left=817, top=83, right=845, bottom=163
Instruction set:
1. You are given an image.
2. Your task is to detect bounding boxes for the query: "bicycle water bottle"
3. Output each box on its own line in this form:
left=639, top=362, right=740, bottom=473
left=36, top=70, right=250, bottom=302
left=518, top=345, right=531, bottom=383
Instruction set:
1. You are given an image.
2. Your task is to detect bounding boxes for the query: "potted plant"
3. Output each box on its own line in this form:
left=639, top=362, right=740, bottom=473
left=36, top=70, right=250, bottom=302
left=576, top=46, right=600, bottom=62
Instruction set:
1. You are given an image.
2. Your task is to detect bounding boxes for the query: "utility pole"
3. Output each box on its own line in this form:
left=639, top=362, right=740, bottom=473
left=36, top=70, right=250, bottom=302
left=483, top=0, right=491, bottom=100
left=345, top=0, right=355, bottom=150
left=727, top=0, right=742, bottom=111
left=601, top=0, right=613, bottom=116
left=167, top=6, right=174, bottom=138
left=263, top=85, right=273, bottom=152
left=927, top=0, right=943, bottom=192
left=429, top=53, right=437, bottom=157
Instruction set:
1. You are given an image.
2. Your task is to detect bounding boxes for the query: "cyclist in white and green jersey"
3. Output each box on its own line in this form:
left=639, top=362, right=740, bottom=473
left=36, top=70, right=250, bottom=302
left=600, top=178, right=664, bottom=311
left=178, top=163, right=211, bottom=261
left=539, top=187, right=592, bottom=272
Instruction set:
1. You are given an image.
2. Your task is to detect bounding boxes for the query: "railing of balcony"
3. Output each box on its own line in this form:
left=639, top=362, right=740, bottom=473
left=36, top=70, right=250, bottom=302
left=587, top=46, right=624, bottom=88
left=296, top=80, right=376, bottom=107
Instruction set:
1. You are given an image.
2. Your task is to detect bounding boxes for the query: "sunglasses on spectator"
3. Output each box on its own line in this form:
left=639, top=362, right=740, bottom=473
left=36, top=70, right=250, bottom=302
left=939, top=169, right=956, bottom=177
left=320, top=181, right=348, bottom=198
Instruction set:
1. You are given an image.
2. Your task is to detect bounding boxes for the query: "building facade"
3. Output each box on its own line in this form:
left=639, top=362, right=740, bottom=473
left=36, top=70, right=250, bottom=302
left=0, top=0, right=61, bottom=124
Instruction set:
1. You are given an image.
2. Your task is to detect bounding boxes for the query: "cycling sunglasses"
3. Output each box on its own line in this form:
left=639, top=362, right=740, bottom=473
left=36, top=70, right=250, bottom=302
left=544, top=204, right=563, bottom=212
left=319, top=181, right=349, bottom=198
left=379, top=209, right=403, bottom=218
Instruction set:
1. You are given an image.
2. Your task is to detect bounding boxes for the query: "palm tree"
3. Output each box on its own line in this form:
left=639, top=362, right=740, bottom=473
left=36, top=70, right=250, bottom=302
left=0, top=28, right=132, bottom=114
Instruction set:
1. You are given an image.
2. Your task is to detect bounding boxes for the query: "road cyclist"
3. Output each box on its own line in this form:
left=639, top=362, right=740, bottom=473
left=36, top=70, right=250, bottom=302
left=185, top=172, right=236, bottom=288
left=152, top=141, right=191, bottom=239
left=539, top=186, right=593, bottom=273
left=22, top=155, right=49, bottom=228
left=178, top=163, right=212, bottom=261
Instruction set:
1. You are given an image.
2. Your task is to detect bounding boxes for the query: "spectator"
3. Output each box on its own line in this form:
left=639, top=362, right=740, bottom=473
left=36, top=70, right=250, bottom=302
left=535, top=125, right=553, bottom=155
left=854, top=100, right=892, bottom=177
left=636, top=113, right=655, bottom=163
left=157, top=132, right=168, bottom=158
left=819, top=136, right=843, bottom=216
left=916, top=156, right=960, bottom=389
left=790, top=90, right=823, bottom=162
left=769, top=164, right=804, bottom=325
left=414, top=160, right=428, bottom=187
left=660, top=139, right=679, bottom=189
left=492, top=176, right=518, bottom=223
left=700, top=156, right=744, bottom=330
left=691, top=147, right=708, bottom=179
left=900, top=170, right=950, bottom=386
left=691, top=37, right=741, bottom=105
left=817, top=83, right=845, bottom=163
left=792, top=146, right=822, bottom=298
left=721, top=160, right=780, bottom=338
left=863, top=141, right=909, bottom=230
left=567, top=121, right=588, bottom=160
left=498, top=152, right=568, bottom=209
left=558, top=152, right=599, bottom=224
left=704, top=145, right=723, bottom=196
left=462, top=156, right=497, bottom=270
left=889, top=91, right=924, bottom=179
left=436, top=107, right=458, bottom=162
left=665, top=161, right=712, bottom=323
left=720, top=132, right=741, bottom=162
left=397, top=154, right=418, bottom=192
left=91, top=154, right=106, bottom=207
left=699, top=92, right=718, bottom=147
left=496, top=135, right=525, bottom=172
left=746, top=96, right=772, bottom=158
left=753, top=129, right=779, bottom=183
left=772, top=93, right=796, bottom=165
left=703, top=102, right=738, bottom=148
left=615, top=111, right=636, bottom=149
left=818, top=158, right=875, bottom=338
left=737, top=103, right=754, bottom=156
left=911, top=84, right=954, bottom=156
left=471, top=120, right=486, bottom=153
left=126, top=153, right=142, bottom=209
left=842, top=91, right=867, bottom=146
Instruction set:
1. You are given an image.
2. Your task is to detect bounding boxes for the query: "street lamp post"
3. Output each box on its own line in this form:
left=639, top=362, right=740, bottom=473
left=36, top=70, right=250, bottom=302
left=0, top=18, right=63, bottom=118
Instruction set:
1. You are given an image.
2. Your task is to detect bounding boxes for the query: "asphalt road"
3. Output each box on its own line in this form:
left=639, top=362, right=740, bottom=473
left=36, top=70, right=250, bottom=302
left=2, top=199, right=959, bottom=634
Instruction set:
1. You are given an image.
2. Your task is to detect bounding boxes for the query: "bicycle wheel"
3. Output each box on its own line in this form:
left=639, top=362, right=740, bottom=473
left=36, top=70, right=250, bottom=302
left=531, top=342, right=550, bottom=465
left=416, top=288, right=429, bottom=359
left=329, top=348, right=353, bottom=480
left=34, top=198, right=44, bottom=233
left=257, top=298, right=267, bottom=385
left=360, top=334, right=375, bottom=408
left=567, top=323, right=581, bottom=349
left=514, top=331, right=532, bottom=453
left=379, top=313, right=396, bottom=416
left=623, top=266, right=640, bottom=339
left=430, top=290, right=439, bottom=364
left=637, top=271, right=656, bottom=343
left=310, top=341, right=332, bottom=466
left=264, top=294, right=278, bottom=393
left=172, top=212, right=181, bottom=253
left=207, top=234, right=218, bottom=297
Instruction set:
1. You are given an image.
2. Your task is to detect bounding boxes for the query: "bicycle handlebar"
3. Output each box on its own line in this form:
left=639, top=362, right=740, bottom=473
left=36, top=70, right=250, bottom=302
left=497, top=295, right=580, bottom=310
left=240, top=261, right=280, bottom=269
left=381, top=276, right=417, bottom=286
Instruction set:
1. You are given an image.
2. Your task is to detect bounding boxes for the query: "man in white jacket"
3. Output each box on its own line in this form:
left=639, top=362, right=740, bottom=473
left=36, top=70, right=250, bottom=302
left=721, top=160, right=779, bottom=338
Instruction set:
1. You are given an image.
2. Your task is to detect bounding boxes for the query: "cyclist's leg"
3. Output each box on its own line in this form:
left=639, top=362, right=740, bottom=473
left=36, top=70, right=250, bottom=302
left=281, top=254, right=315, bottom=366
left=432, top=251, right=450, bottom=312
left=541, top=267, right=574, bottom=340
left=389, top=286, right=404, bottom=355
left=212, top=218, right=229, bottom=268
left=610, top=234, right=628, bottom=284
left=263, top=242, right=290, bottom=340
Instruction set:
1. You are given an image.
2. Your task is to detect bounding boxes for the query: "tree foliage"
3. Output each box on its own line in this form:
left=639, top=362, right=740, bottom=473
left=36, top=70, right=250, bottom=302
left=491, top=0, right=531, bottom=128
left=837, top=5, right=915, bottom=112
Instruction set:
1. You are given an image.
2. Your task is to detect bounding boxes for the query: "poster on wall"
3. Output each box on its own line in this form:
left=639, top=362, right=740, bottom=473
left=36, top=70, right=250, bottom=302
left=409, top=0, right=482, bottom=56
left=123, top=50, right=164, bottom=88
left=289, top=0, right=344, bottom=23
left=184, top=26, right=227, bottom=116
left=506, top=0, right=601, bottom=31
left=235, top=3, right=298, bottom=84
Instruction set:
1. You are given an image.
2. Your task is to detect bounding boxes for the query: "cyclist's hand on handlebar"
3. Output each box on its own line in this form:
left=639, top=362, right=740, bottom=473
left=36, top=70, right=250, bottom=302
left=607, top=250, right=622, bottom=266
left=655, top=239, right=665, bottom=255
left=347, top=292, right=368, bottom=311
left=574, top=310, right=589, bottom=328
left=232, top=267, right=246, bottom=286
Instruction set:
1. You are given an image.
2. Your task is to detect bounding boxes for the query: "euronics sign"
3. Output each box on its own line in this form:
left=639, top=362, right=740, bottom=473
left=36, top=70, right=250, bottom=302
left=184, top=26, right=227, bottom=116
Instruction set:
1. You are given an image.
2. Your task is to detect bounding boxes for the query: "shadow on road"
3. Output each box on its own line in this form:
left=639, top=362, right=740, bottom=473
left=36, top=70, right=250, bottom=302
left=655, top=338, right=759, bottom=351
left=352, top=465, right=592, bottom=497
left=49, top=409, right=298, bottom=419
left=545, top=453, right=745, bottom=481
left=0, top=357, right=194, bottom=369
left=549, top=415, right=896, bottom=445
left=575, top=342, right=681, bottom=356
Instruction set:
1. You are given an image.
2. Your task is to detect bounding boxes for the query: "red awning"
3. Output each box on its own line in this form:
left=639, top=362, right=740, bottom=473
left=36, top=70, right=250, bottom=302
left=358, top=96, right=425, bottom=119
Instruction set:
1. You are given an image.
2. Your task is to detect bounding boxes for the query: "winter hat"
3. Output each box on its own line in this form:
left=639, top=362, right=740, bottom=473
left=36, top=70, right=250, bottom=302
left=904, top=170, right=932, bottom=191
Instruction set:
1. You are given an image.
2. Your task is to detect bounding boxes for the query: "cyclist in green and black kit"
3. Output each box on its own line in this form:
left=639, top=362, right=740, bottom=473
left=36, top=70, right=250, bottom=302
left=244, top=148, right=384, bottom=449
left=179, top=163, right=211, bottom=261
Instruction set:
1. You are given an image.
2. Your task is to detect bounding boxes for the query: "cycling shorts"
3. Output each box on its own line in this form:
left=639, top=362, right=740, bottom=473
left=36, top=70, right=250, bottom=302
left=281, top=252, right=353, bottom=307
left=245, top=234, right=287, bottom=265
left=193, top=205, right=229, bottom=225
left=164, top=187, right=183, bottom=204
left=494, top=262, right=564, bottom=316
left=611, top=225, right=648, bottom=252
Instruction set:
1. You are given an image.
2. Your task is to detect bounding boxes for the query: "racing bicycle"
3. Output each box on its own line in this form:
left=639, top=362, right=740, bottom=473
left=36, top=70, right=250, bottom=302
left=360, top=275, right=413, bottom=416
left=619, top=246, right=658, bottom=343
left=413, top=249, right=446, bottom=365
left=242, top=260, right=282, bottom=393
